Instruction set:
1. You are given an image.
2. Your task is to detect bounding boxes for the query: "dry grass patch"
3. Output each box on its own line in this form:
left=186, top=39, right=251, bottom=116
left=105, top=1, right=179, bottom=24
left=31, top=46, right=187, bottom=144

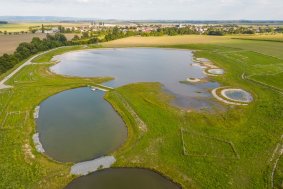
left=103, top=35, right=232, bottom=47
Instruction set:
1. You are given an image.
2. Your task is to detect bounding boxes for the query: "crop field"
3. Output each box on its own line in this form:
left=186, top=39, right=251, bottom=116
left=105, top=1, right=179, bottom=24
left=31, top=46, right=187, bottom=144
left=0, top=35, right=283, bottom=188
left=103, top=35, right=232, bottom=47
left=0, top=33, right=46, bottom=55
left=0, top=23, right=42, bottom=32
left=104, top=35, right=283, bottom=59
left=0, top=33, right=77, bottom=55
left=232, top=34, right=283, bottom=42
left=0, top=22, right=90, bottom=32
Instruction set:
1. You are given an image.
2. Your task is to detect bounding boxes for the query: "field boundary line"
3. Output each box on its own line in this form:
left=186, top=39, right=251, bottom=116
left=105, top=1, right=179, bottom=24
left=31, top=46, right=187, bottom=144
left=181, top=128, right=240, bottom=159
left=112, top=91, right=147, bottom=132
left=0, top=90, right=14, bottom=116
left=270, top=135, right=283, bottom=188
left=0, top=110, right=29, bottom=129
left=242, top=73, right=283, bottom=96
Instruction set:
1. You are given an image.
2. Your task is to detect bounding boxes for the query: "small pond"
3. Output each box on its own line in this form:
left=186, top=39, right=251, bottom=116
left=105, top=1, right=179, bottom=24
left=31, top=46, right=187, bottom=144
left=65, top=168, right=180, bottom=189
left=51, top=48, right=220, bottom=110
left=222, top=89, right=253, bottom=103
left=207, top=68, right=224, bottom=75
left=36, top=87, right=127, bottom=163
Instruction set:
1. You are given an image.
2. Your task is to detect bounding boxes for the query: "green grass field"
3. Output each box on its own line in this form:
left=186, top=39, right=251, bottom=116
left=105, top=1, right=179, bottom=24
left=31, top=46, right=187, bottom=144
left=0, top=63, right=111, bottom=189
left=0, top=35, right=283, bottom=188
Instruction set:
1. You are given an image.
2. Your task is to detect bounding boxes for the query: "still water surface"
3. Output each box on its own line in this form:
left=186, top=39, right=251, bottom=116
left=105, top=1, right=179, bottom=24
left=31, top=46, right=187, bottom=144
left=39, top=48, right=220, bottom=188
left=51, top=48, right=219, bottom=109
left=37, top=87, right=126, bottom=163
left=65, top=168, right=180, bottom=189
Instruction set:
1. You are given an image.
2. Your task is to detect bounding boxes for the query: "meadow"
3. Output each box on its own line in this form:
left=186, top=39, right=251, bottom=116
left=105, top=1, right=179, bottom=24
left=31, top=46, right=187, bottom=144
left=0, top=62, right=111, bottom=189
left=0, top=35, right=283, bottom=188
left=105, top=41, right=283, bottom=188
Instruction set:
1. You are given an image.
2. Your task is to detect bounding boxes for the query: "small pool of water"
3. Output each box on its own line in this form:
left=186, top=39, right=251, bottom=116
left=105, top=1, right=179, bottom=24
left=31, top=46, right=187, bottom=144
left=207, top=68, right=224, bottom=75
left=51, top=48, right=220, bottom=110
left=65, top=168, right=180, bottom=189
left=36, top=87, right=127, bottom=163
left=222, top=89, right=253, bottom=103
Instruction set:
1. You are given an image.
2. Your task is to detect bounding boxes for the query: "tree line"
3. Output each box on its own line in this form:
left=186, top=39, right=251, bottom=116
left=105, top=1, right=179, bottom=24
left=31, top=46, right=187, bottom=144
left=0, top=33, right=68, bottom=75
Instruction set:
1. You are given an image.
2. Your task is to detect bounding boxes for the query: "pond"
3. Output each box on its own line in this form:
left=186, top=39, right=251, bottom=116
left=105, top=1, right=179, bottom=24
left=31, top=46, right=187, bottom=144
left=65, top=168, right=180, bottom=189
left=221, top=89, right=253, bottom=103
left=51, top=48, right=220, bottom=110
left=36, top=87, right=127, bottom=163
left=207, top=68, right=224, bottom=75
left=37, top=48, right=223, bottom=187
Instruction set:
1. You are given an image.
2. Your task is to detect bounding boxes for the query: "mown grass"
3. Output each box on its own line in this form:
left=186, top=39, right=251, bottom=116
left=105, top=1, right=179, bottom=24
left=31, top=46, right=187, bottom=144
left=0, top=62, right=111, bottom=188
left=31, top=46, right=87, bottom=63
left=31, top=44, right=101, bottom=63
left=1, top=36, right=283, bottom=189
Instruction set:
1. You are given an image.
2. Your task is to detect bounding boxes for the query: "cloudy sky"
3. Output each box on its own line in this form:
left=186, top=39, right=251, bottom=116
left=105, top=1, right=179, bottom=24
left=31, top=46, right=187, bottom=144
left=0, top=0, right=282, bottom=20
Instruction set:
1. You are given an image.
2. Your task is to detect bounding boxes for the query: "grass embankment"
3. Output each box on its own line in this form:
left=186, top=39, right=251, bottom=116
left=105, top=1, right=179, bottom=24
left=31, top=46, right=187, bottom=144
left=104, top=43, right=283, bottom=188
left=1, top=35, right=283, bottom=188
left=0, top=59, right=111, bottom=188
left=31, top=44, right=100, bottom=63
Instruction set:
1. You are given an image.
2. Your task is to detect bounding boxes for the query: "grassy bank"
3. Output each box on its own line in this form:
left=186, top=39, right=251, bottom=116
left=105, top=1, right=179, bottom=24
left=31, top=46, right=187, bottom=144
left=31, top=45, right=100, bottom=63
left=0, top=62, right=111, bottom=188
left=103, top=42, right=283, bottom=188
left=0, top=35, right=283, bottom=188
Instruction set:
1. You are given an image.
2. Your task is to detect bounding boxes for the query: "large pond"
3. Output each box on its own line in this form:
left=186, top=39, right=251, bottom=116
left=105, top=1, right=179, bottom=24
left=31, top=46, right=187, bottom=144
left=51, top=48, right=220, bottom=110
left=36, top=87, right=127, bottom=163
left=65, top=168, right=180, bottom=189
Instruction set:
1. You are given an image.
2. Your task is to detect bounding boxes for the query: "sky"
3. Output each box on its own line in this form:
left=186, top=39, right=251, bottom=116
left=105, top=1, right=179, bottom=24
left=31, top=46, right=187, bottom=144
left=0, top=0, right=282, bottom=20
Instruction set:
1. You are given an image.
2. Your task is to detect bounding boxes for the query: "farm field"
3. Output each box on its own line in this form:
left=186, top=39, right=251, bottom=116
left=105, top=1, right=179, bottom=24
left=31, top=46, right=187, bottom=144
left=0, top=22, right=90, bottom=32
left=0, top=33, right=77, bottom=55
left=104, top=35, right=283, bottom=59
left=0, top=35, right=283, bottom=188
left=231, top=34, right=283, bottom=42
left=103, top=35, right=232, bottom=47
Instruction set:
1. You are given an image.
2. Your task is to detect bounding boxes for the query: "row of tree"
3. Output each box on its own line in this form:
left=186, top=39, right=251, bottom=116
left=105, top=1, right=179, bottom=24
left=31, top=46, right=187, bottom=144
left=0, top=33, right=68, bottom=75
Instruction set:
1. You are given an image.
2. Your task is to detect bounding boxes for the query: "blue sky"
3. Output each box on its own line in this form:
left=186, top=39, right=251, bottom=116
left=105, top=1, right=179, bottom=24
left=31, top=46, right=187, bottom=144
left=1, top=0, right=282, bottom=20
